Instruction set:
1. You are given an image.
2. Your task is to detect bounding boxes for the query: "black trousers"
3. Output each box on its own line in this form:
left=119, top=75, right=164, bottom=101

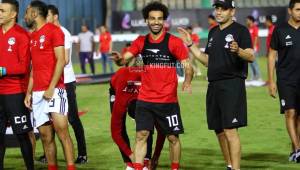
left=65, top=81, right=87, bottom=156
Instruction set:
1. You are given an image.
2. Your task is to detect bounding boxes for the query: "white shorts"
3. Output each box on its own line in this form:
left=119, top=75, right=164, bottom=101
left=32, top=88, right=68, bottom=128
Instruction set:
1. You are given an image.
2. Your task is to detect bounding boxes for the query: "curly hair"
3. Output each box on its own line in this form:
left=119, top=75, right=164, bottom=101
left=142, top=1, right=169, bottom=20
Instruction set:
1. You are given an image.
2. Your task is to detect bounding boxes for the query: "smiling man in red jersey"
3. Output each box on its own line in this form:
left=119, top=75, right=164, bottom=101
left=112, top=2, right=193, bottom=170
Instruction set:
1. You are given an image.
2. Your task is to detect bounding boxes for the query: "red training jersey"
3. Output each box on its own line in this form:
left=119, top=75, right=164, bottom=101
left=248, top=24, right=260, bottom=51
left=209, top=23, right=218, bottom=30
left=266, top=24, right=275, bottom=51
left=191, top=33, right=200, bottom=46
left=0, top=24, right=31, bottom=94
left=99, top=31, right=112, bottom=53
left=30, top=23, right=65, bottom=91
left=128, top=31, right=188, bottom=103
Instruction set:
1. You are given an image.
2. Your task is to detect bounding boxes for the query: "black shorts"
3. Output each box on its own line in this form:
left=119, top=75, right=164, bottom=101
left=0, top=93, right=33, bottom=134
left=277, top=81, right=300, bottom=114
left=135, top=100, right=184, bottom=135
left=206, top=78, right=247, bottom=130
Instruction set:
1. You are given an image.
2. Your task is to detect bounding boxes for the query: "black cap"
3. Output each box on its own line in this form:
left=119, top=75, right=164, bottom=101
left=213, top=0, right=235, bottom=9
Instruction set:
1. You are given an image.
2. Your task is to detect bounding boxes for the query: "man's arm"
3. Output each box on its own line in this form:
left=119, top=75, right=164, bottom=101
left=92, top=34, right=95, bottom=53
left=109, top=33, right=113, bottom=53
left=24, top=70, right=33, bottom=109
left=267, top=48, right=278, bottom=98
left=230, top=41, right=255, bottom=62
left=97, top=35, right=101, bottom=56
left=177, top=27, right=208, bottom=67
left=111, top=51, right=135, bottom=66
left=180, top=59, right=193, bottom=93
left=76, top=41, right=80, bottom=55
left=43, top=46, right=65, bottom=100
left=64, top=48, right=70, bottom=65
left=188, top=43, right=209, bottom=67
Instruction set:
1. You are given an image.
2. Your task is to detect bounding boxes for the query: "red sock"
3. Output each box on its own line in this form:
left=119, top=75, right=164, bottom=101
left=143, top=159, right=149, bottom=167
left=67, top=164, right=76, bottom=170
left=48, top=164, right=58, bottom=170
left=171, top=162, right=180, bottom=170
left=126, top=162, right=134, bottom=168
left=133, top=163, right=143, bottom=170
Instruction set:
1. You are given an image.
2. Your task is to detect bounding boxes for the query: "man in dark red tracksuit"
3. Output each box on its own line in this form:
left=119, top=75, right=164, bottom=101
left=110, top=66, right=165, bottom=170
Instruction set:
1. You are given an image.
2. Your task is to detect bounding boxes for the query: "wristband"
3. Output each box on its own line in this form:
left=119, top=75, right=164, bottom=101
left=0, top=67, right=6, bottom=77
left=187, top=42, right=194, bottom=48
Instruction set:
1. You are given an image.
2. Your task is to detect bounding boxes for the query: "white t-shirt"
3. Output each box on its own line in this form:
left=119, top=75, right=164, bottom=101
left=61, top=26, right=76, bottom=83
left=78, top=31, right=94, bottom=52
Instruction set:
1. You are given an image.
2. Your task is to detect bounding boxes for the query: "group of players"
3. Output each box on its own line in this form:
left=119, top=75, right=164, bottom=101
left=0, top=0, right=88, bottom=170
left=110, top=0, right=300, bottom=170
left=1, top=0, right=300, bottom=170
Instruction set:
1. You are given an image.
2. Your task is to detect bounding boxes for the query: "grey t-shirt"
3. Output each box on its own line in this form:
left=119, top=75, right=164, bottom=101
left=78, top=31, right=94, bottom=52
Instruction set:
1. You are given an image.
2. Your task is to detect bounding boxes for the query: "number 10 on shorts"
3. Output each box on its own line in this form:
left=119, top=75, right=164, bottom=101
left=166, top=115, right=179, bottom=127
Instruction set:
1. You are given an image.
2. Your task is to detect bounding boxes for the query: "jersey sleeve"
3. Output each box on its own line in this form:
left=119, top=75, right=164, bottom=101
left=52, top=27, right=65, bottom=47
left=239, top=27, right=252, bottom=49
left=270, top=27, right=279, bottom=50
left=205, top=29, right=213, bottom=54
left=169, top=36, right=188, bottom=61
left=128, top=36, right=144, bottom=57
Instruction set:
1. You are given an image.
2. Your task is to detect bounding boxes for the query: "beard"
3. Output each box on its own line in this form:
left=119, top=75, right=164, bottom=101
left=148, top=24, right=163, bottom=35
left=25, top=19, right=35, bottom=29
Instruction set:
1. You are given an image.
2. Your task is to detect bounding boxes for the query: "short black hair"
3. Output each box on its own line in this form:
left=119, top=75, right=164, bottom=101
left=208, top=14, right=215, bottom=20
left=2, top=0, right=19, bottom=22
left=142, top=1, right=169, bottom=20
left=247, top=15, right=255, bottom=22
left=289, top=0, right=300, bottom=9
left=47, top=4, right=59, bottom=17
left=2, top=0, right=19, bottom=13
left=186, top=26, right=193, bottom=30
left=266, top=15, right=272, bottom=22
left=30, top=0, right=48, bottom=18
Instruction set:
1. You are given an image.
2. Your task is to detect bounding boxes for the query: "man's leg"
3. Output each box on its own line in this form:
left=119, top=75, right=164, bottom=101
left=167, top=135, right=181, bottom=170
left=88, top=52, right=95, bottom=74
left=297, top=116, right=300, bottom=142
left=28, top=131, right=36, bottom=159
left=0, top=133, right=5, bottom=170
left=224, top=128, right=241, bottom=170
left=251, top=58, right=262, bottom=80
left=150, top=128, right=166, bottom=170
left=285, top=109, right=300, bottom=151
left=107, top=54, right=114, bottom=73
left=66, top=82, right=87, bottom=162
left=215, top=130, right=232, bottom=168
left=101, top=53, right=107, bottom=74
left=38, top=124, right=57, bottom=168
left=134, top=130, right=150, bottom=170
left=51, top=113, right=75, bottom=166
left=16, top=133, right=34, bottom=170
left=79, top=52, right=86, bottom=74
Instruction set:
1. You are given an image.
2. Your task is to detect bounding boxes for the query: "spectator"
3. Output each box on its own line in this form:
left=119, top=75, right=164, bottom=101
left=77, top=25, right=95, bottom=74
left=99, top=25, right=114, bottom=74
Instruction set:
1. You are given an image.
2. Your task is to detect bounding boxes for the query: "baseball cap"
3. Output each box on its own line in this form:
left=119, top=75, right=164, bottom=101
left=213, top=0, right=235, bottom=9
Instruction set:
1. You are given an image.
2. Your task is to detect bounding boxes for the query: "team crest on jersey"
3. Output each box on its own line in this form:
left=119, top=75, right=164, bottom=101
left=208, top=38, right=213, bottom=47
left=224, top=34, right=234, bottom=48
left=7, top=37, right=16, bottom=52
left=39, top=35, right=46, bottom=49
